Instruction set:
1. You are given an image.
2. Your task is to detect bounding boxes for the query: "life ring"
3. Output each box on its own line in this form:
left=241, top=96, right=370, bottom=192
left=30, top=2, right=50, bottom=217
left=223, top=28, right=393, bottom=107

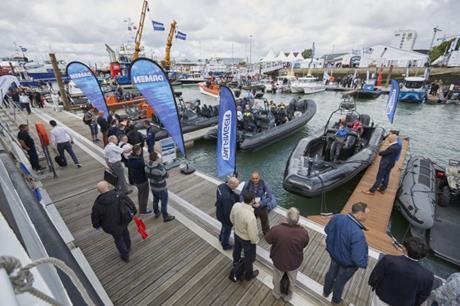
left=35, top=122, right=50, bottom=146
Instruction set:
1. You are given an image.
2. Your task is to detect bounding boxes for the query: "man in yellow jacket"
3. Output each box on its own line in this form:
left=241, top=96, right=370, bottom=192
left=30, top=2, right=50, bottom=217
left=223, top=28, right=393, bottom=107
left=230, top=190, right=259, bottom=281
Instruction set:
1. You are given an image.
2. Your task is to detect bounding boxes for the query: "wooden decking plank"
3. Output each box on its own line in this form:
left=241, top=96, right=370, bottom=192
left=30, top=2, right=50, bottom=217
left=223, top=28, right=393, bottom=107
left=235, top=281, right=264, bottom=306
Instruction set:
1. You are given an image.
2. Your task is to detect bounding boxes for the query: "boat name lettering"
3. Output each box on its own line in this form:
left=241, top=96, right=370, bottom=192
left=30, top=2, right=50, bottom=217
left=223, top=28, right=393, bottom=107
left=69, top=72, right=92, bottom=79
left=221, top=110, right=232, bottom=161
left=133, top=74, right=165, bottom=83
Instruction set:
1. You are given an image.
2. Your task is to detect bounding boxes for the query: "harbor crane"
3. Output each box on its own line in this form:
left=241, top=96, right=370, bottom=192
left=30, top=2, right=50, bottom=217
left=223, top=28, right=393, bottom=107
left=163, top=20, right=177, bottom=71
left=132, top=0, right=149, bottom=61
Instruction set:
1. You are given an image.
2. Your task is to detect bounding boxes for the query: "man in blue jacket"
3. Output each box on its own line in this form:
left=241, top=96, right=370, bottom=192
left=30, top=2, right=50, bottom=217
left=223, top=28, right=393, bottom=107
left=242, top=171, right=277, bottom=235
left=215, top=177, right=240, bottom=250
left=363, top=133, right=402, bottom=195
left=323, top=202, right=369, bottom=305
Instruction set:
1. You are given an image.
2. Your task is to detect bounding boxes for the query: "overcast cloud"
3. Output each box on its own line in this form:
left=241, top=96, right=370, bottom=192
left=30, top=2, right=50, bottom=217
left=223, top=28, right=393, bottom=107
left=1, top=0, right=459, bottom=65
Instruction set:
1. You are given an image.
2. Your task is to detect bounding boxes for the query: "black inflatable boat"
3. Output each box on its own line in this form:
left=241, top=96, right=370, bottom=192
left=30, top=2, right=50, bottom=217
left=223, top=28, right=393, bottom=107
left=283, top=100, right=385, bottom=198
left=205, top=98, right=316, bottom=151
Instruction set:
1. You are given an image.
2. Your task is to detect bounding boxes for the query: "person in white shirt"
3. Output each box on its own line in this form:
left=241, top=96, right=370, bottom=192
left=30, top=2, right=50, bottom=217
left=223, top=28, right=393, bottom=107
left=51, top=91, right=60, bottom=111
left=49, top=120, right=81, bottom=168
left=118, top=135, right=133, bottom=167
left=104, top=135, right=132, bottom=194
left=230, top=190, right=259, bottom=281
left=19, top=92, right=31, bottom=114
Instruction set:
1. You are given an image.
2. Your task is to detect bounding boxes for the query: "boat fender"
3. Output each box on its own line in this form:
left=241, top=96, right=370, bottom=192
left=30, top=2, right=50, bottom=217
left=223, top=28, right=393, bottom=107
left=35, top=122, right=50, bottom=146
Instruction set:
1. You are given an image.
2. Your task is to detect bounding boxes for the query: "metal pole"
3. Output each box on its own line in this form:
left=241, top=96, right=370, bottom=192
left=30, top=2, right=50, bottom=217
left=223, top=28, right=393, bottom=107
left=49, top=53, right=70, bottom=111
left=249, top=35, right=253, bottom=67
left=429, top=26, right=442, bottom=51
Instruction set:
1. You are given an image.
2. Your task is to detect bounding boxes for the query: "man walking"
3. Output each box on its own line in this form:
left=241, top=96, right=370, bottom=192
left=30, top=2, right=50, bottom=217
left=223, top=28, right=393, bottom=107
left=363, top=133, right=402, bottom=195
left=145, top=152, right=175, bottom=222
left=104, top=135, right=132, bottom=194
left=91, top=181, right=137, bottom=262
left=241, top=171, right=276, bottom=235
left=230, top=190, right=259, bottom=281
left=369, top=237, right=434, bottom=306
left=49, top=120, right=81, bottom=168
left=323, top=202, right=369, bottom=305
left=17, top=124, right=43, bottom=171
left=215, top=177, right=240, bottom=250
left=128, top=145, right=151, bottom=215
left=19, top=92, right=32, bottom=114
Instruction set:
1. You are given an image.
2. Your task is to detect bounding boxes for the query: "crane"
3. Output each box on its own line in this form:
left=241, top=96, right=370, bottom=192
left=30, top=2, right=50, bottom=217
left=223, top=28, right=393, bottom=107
left=132, top=0, right=149, bottom=61
left=163, top=20, right=177, bottom=71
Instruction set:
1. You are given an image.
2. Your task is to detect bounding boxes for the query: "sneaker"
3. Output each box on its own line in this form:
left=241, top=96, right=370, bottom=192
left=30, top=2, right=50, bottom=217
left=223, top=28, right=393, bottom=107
left=361, top=190, right=374, bottom=195
left=76, top=164, right=82, bottom=168
left=164, top=215, right=175, bottom=222
left=154, top=211, right=161, bottom=218
left=120, top=255, right=129, bottom=263
left=222, top=244, right=233, bottom=250
left=377, top=188, right=386, bottom=194
left=140, top=210, right=153, bottom=215
left=246, top=270, right=259, bottom=281
left=126, top=189, right=133, bottom=195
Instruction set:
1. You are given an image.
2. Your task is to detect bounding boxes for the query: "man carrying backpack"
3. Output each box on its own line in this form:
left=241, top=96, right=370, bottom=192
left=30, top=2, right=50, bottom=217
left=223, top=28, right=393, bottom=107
left=91, top=181, right=137, bottom=262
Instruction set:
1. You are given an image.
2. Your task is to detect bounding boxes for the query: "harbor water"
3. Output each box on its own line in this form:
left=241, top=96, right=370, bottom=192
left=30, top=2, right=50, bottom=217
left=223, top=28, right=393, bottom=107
left=177, top=85, right=460, bottom=278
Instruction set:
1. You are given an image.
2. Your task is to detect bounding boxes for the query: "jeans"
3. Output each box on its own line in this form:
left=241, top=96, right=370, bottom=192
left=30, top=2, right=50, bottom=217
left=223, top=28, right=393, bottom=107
left=136, top=181, right=149, bottom=213
left=89, top=122, right=98, bottom=137
left=323, top=258, right=358, bottom=304
left=27, top=145, right=40, bottom=170
left=370, top=166, right=391, bottom=192
left=57, top=141, right=79, bottom=165
left=111, top=227, right=131, bottom=258
left=147, top=141, right=155, bottom=154
left=101, top=131, right=108, bottom=146
left=219, top=223, right=232, bottom=248
left=109, top=161, right=129, bottom=193
left=254, top=207, right=270, bottom=235
left=272, top=267, right=298, bottom=300
left=232, top=234, right=256, bottom=280
left=151, top=189, right=169, bottom=220
left=21, top=102, right=31, bottom=114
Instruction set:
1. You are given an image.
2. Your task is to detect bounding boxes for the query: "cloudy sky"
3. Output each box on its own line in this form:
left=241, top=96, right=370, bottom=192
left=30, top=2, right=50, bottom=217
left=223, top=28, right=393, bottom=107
left=1, top=0, right=459, bottom=65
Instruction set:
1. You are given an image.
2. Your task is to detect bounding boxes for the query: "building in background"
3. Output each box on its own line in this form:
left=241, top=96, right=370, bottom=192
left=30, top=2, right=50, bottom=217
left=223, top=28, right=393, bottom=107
left=390, top=30, right=418, bottom=51
left=359, top=45, right=428, bottom=68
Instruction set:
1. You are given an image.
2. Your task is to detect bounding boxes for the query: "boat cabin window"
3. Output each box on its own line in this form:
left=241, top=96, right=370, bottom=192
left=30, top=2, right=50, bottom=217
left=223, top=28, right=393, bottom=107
left=404, top=81, right=424, bottom=89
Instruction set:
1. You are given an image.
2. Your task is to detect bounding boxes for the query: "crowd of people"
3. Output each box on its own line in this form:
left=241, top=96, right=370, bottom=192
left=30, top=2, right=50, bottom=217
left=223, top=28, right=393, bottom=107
left=4, top=88, right=45, bottom=114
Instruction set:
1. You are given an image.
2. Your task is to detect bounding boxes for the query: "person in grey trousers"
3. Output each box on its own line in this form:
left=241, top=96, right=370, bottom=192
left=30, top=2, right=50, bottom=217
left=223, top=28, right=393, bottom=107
left=104, top=135, right=132, bottom=194
left=145, top=151, right=175, bottom=222
left=127, top=145, right=151, bottom=214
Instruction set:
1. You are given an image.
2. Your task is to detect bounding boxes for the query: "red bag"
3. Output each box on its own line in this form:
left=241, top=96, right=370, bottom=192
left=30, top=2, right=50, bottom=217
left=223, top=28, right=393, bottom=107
left=133, top=216, right=148, bottom=239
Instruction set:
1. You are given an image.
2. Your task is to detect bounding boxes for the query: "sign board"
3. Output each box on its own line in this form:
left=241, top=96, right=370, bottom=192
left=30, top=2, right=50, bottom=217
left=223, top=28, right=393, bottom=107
left=159, top=137, right=178, bottom=168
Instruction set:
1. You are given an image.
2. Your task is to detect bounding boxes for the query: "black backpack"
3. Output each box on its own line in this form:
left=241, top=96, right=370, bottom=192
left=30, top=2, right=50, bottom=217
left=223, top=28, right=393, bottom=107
left=229, top=259, right=245, bottom=282
left=280, top=272, right=290, bottom=295
left=118, top=193, right=135, bottom=226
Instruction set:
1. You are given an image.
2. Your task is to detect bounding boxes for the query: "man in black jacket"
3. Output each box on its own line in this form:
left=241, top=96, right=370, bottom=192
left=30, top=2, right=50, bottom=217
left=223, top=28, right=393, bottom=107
left=128, top=145, right=151, bottom=214
left=369, top=237, right=434, bottom=306
left=91, top=181, right=137, bottom=262
left=363, top=133, right=402, bottom=195
left=215, top=177, right=240, bottom=250
left=127, top=124, right=145, bottom=148
left=97, top=111, right=109, bottom=146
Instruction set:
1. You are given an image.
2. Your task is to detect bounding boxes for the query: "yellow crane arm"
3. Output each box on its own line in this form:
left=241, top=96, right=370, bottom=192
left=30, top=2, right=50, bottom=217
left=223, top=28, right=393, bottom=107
left=133, top=0, right=148, bottom=61
left=164, top=20, right=177, bottom=70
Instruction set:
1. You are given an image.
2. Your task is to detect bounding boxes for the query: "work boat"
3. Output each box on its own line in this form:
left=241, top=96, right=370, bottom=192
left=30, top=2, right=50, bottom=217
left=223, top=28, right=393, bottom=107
left=399, top=76, right=427, bottom=103
left=206, top=97, right=316, bottom=151
left=198, top=82, right=219, bottom=98
left=290, top=75, right=326, bottom=95
left=283, top=99, right=384, bottom=198
left=398, top=157, right=460, bottom=266
left=347, top=83, right=382, bottom=99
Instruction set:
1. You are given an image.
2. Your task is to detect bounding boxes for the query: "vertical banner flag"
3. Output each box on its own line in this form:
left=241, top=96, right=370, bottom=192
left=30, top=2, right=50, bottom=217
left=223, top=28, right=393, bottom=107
left=386, top=80, right=400, bottom=124
left=217, top=86, right=237, bottom=177
left=130, top=58, right=186, bottom=156
left=66, top=61, right=109, bottom=119
left=322, top=70, right=329, bottom=84
left=152, top=20, right=165, bottom=31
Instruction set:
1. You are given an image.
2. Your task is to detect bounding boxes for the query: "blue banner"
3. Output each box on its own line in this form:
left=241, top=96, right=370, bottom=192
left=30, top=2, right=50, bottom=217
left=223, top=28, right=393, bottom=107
left=176, top=31, right=187, bottom=40
left=152, top=20, right=165, bottom=31
left=130, top=58, right=186, bottom=156
left=217, top=86, right=237, bottom=177
left=386, top=79, right=400, bottom=124
left=66, top=61, right=109, bottom=119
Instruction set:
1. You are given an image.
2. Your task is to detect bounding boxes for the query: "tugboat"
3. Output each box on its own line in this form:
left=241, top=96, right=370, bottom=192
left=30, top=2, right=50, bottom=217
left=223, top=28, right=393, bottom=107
left=399, top=76, right=427, bottom=104
left=283, top=99, right=385, bottom=198
left=206, top=96, right=316, bottom=151
left=398, top=157, right=460, bottom=265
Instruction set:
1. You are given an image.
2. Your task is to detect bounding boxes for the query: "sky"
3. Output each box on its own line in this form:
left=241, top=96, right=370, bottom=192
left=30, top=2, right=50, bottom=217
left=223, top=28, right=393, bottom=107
left=1, top=0, right=459, bottom=65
